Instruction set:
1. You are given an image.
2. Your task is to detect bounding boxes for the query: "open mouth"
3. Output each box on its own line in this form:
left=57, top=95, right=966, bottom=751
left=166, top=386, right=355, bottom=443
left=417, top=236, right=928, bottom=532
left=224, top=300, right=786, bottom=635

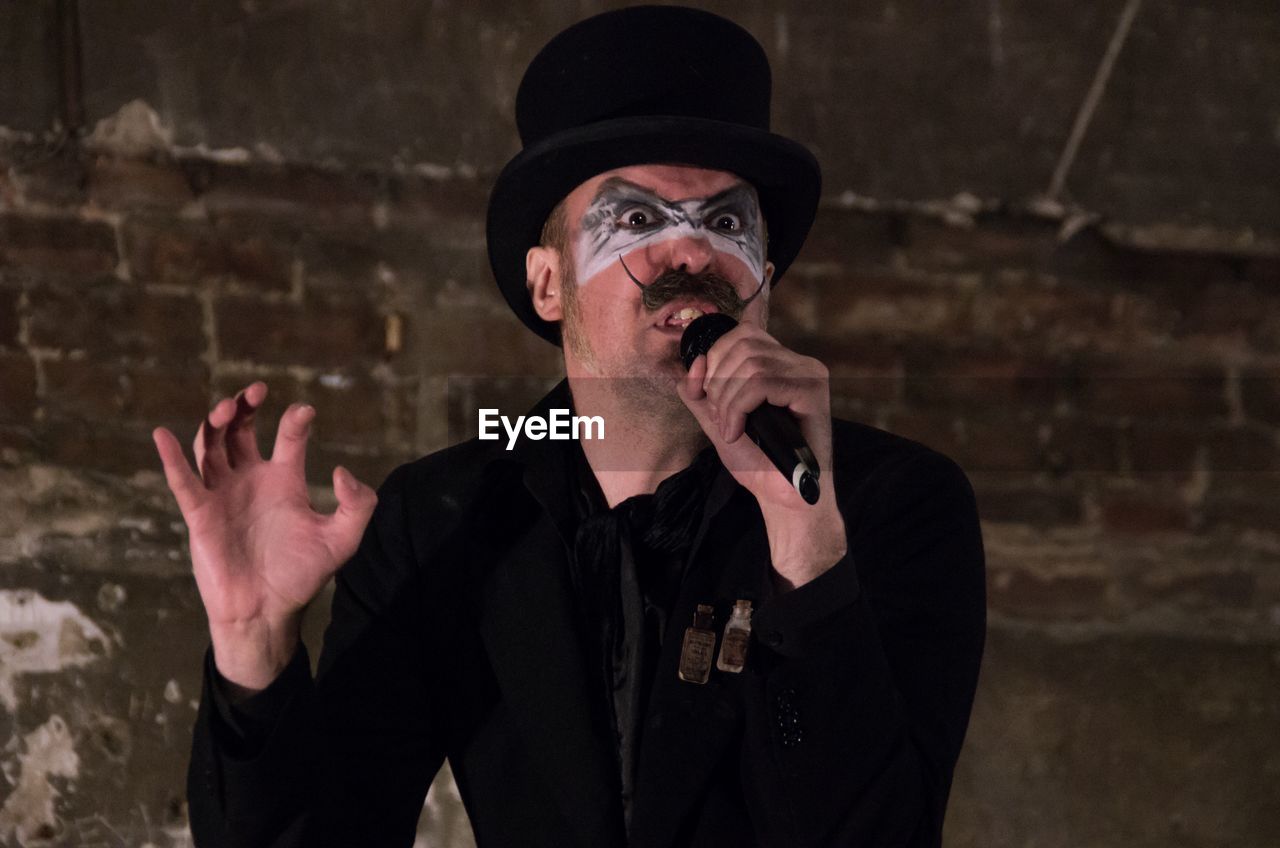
left=657, top=302, right=720, bottom=330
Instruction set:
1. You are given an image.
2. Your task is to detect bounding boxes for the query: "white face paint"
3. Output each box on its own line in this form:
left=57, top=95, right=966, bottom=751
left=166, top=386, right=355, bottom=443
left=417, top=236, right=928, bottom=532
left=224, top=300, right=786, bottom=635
left=572, top=177, right=766, bottom=285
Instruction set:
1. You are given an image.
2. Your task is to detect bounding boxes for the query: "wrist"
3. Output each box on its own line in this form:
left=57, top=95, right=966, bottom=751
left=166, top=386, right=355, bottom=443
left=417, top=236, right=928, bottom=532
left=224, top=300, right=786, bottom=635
left=762, top=500, right=848, bottom=591
left=209, top=614, right=302, bottom=697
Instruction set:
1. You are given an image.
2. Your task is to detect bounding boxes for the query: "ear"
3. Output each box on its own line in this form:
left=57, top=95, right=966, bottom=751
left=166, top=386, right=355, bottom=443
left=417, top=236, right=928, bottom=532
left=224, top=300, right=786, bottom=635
left=763, top=258, right=776, bottom=288
left=526, top=245, right=563, bottom=322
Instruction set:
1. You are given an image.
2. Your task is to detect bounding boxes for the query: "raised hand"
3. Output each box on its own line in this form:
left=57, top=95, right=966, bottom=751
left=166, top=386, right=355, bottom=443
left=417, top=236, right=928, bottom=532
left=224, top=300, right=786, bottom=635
left=152, top=381, right=378, bottom=693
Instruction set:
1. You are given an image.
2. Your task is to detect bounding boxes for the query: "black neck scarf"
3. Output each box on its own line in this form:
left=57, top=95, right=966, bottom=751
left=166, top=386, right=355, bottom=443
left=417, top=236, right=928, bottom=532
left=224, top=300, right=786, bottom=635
left=569, top=443, right=720, bottom=829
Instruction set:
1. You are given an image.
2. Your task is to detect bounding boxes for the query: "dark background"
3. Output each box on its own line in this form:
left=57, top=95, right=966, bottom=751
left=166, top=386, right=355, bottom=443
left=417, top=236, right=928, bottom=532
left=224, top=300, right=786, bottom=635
left=1, top=1, right=1278, bottom=845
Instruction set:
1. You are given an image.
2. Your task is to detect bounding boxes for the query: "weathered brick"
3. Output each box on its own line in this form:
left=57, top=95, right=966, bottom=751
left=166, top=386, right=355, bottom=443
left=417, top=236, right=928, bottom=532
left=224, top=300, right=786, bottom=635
left=802, top=336, right=902, bottom=406
left=215, top=293, right=386, bottom=368
left=1240, top=366, right=1280, bottom=426
left=1203, top=425, right=1280, bottom=474
left=27, top=283, right=204, bottom=360
left=384, top=176, right=489, bottom=229
left=360, top=231, right=489, bottom=299
left=903, top=347, right=1061, bottom=411
left=970, top=277, right=1176, bottom=348
left=0, top=213, right=117, bottom=276
left=808, top=268, right=968, bottom=339
left=87, top=156, right=197, bottom=211
left=790, top=208, right=898, bottom=271
left=1142, top=570, right=1257, bottom=611
left=416, top=305, right=562, bottom=377
left=42, top=359, right=210, bottom=425
left=5, top=148, right=89, bottom=208
left=899, top=215, right=1060, bottom=274
left=1064, top=353, right=1228, bottom=419
left=952, top=631, right=1280, bottom=843
left=988, top=568, right=1109, bottom=619
left=123, top=218, right=294, bottom=291
left=190, top=159, right=383, bottom=226
left=1201, top=474, right=1280, bottom=536
left=1243, top=255, right=1280, bottom=288
left=0, top=351, right=37, bottom=421
left=1041, top=416, right=1123, bottom=476
left=1052, top=235, right=1238, bottom=296
left=1098, top=487, right=1194, bottom=535
left=967, top=475, right=1085, bottom=525
left=297, top=233, right=382, bottom=294
left=950, top=412, right=1047, bottom=474
left=35, top=416, right=165, bottom=476
left=0, top=286, right=19, bottom=347
left=1122, top=421, right=1202, bottom=478
left=1173, top=278, right=1280, bottom=351
left=308, top=372, right=388, bottom=444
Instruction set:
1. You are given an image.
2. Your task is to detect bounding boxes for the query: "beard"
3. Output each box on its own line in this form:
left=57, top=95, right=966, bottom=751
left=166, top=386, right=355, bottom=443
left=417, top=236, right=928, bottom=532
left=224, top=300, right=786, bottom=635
left=559, top=258, right=766, bottom=415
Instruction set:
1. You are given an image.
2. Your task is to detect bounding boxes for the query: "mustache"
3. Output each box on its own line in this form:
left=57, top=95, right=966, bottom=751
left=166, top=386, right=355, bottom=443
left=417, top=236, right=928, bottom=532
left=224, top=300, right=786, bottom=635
left=618, top=256, right=763, bottom=319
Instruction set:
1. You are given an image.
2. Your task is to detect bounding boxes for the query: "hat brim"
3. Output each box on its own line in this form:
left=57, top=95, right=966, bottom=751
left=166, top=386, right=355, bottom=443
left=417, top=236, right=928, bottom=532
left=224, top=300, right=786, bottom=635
left=486, top=114, right=822, bottom=345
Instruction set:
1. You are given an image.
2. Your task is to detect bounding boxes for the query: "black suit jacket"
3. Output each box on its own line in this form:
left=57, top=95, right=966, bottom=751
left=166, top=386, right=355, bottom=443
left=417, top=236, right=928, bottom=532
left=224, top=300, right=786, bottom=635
left=187, top=379, right=987, bottom=848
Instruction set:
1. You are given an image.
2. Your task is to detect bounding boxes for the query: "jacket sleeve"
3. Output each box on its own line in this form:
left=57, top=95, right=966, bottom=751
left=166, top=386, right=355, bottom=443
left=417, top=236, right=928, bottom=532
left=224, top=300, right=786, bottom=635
left=186, top=463, right=446, bottom=848
left=743, top=448, right=987, bottom=848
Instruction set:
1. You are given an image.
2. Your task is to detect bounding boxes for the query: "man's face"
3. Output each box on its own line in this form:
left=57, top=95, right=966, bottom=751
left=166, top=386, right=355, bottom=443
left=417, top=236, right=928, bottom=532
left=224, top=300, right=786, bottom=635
left=542, top=163, right=773, bottom=395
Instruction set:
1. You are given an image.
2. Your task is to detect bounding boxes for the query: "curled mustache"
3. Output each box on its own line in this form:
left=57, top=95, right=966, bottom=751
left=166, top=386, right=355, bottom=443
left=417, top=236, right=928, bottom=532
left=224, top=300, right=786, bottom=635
left=618, top=255, right=765, bottom=319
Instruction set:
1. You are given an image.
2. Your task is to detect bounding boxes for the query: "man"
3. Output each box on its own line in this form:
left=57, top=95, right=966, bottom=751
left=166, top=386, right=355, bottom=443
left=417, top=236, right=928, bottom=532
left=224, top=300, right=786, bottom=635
left=154, top=7, right=986, bottom=847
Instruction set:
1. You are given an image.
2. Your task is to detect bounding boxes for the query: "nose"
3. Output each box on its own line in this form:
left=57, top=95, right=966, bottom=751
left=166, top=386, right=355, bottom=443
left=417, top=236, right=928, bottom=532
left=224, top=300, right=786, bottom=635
left=652, top=231, right=716, bottom=276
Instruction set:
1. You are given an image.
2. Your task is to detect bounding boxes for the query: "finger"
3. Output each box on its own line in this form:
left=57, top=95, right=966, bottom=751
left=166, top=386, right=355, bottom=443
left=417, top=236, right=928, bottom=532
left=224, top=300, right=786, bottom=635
left=225, top=381, right=268, bottom=468
left=703, top=338, right=772, bottom=410
left=717, top=374, right=773, bottom=443
left=152, top=426, right=206, bottom=517
left=682, top=354, right=708, bottom=401
left=321, top=466, right=378, bottom=561
left=703, top=323, right=766, bottom=381
left=678, top=358, right=773, bottom=480
left=195, top=397, right=236, bottom=485
left=676, top=356, right=726, bottom=443
left=271, top=402, right=315, bottom=472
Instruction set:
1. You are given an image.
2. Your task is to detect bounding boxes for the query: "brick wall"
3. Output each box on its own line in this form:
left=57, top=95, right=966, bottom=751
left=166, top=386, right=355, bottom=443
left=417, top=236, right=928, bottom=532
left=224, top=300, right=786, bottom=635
left=2, top=1, right=1279, bottom=846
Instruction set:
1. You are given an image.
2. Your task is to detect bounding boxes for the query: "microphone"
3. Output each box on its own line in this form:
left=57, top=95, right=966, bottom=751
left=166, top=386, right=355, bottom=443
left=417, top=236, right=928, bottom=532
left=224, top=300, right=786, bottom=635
left=679, top=313, right=821, bottom=505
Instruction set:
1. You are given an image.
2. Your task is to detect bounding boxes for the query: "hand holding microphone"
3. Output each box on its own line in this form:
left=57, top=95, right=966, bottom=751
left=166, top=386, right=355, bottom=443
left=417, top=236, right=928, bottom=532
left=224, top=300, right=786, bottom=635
left=676, top=313, right=829, bottom=507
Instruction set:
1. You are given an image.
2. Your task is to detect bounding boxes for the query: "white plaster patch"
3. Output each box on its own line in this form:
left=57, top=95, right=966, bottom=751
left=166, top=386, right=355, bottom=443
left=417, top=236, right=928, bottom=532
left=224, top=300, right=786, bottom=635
left=0, top=591, right=113, bottom=712
left=84, top=99, right=174, bottom=158
left=0, top=715, right=79, bottom=844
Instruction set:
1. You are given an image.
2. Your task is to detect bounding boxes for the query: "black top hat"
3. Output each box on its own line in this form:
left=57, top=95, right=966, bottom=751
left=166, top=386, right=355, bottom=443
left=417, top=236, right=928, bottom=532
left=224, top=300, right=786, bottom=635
left=485, top=5, right=822, bottom=345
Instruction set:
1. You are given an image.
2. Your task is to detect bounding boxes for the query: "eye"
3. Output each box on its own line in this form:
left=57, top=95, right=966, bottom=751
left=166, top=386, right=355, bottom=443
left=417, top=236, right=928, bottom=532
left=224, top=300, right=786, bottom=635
left=618, top=205, right=662, bottom=230
left=711, top=212, right=742, bottom=232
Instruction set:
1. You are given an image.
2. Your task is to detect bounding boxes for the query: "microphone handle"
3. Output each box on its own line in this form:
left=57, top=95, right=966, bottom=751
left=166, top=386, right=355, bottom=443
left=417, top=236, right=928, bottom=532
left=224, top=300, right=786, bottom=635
left=744, top=403, right=821, bottom=505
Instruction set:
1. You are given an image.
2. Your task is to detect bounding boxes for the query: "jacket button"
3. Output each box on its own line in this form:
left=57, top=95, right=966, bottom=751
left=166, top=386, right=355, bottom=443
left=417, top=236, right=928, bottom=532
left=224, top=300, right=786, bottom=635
left=762, top=630, right=783, bottom=648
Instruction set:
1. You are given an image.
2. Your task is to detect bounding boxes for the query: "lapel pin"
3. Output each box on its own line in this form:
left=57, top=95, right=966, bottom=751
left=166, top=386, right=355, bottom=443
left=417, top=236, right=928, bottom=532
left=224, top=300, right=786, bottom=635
left=716, top=599, right=753, bottom=673
left=678, top=604, right=717, bottom=684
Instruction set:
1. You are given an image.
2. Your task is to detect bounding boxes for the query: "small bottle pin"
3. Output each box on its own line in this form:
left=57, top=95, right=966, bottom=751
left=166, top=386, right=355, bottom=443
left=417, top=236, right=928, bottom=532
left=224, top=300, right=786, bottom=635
left=678, top=604, right=717, bottom=684
left=716, top=599, right=753, bottom=673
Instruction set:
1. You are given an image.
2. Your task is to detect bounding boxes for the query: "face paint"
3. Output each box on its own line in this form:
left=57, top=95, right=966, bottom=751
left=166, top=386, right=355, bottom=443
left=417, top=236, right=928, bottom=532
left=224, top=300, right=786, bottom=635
left=573, top=177, right=765, bottom=285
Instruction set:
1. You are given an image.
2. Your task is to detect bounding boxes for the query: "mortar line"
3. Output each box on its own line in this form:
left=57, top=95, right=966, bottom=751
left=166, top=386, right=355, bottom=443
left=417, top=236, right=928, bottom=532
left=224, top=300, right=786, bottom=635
left=1046, top=0, right=1144, bottom=200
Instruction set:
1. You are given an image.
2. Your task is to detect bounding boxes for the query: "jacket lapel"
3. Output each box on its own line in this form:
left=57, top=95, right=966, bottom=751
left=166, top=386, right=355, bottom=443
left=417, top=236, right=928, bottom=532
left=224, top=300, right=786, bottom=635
left=476, top=380, right=625, bottom=848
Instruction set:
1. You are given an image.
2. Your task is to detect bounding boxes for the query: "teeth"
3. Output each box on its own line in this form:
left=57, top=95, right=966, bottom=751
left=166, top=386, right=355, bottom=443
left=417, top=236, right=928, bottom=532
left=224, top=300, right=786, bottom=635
left=664, top=307, right=706, bottom=328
